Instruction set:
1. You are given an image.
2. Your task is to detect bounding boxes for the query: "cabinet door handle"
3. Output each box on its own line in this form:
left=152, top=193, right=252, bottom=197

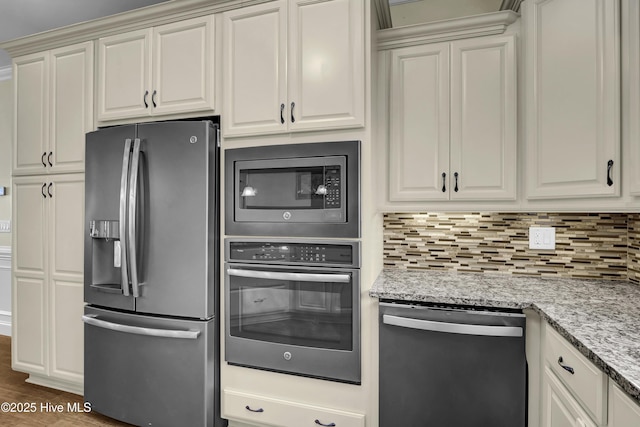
left=441, top=172, right=446, bottom=192
left=315, top=420, right=336, bottom=427
left=48, top=151, right=53, bottom=167
left=143, top=90, right=149, bottom=108
left=291, top=101, right=296, bottom=123
left=557, top=356, right=575, bottom=374
left=152, top=90, right=157, bottom=108
left=47, top=183, right=53, bottom=198
left=607, top=159, right=614, bottom=186
left=280, top=103, right=285, bottom=124
left=41, top=183, right=47, bottom=198
left=245, top=405, right=264, bottom=413
left=454, top=172, right=459, bottom=192
left=42, top=152, right=47, bottom=167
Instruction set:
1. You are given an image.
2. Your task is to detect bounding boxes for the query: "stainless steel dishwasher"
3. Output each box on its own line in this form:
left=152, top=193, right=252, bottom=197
left=379, top=301, right=527, bottom=427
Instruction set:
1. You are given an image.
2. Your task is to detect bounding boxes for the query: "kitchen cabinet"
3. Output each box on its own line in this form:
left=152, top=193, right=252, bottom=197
left=12, top=174, right=85, bottom=394
left=97, top=15, right=214, bottom=122
left=13, top=41, right=93, bottom=176
left=542, top=367, right=598, bottom=427
left=541, top=323, right=608, bottom=427
left=625, top=0, right=640, bottom=196
left=609, top=382, right=640, bottom=427
left=523, top=0, right=620, bottom=199
left=223, top=389, right=365, bottom=427
left=387, top=34, right=516, bottom=201
left=222, top=0, right=364, bottom=137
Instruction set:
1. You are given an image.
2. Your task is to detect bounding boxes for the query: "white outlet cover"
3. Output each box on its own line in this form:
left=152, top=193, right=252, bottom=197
left=529, top=226, right=555, bottom=250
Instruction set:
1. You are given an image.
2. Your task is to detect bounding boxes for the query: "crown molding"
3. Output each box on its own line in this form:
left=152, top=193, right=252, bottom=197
left=0, top=67, right=11, bottom=81
left=377, top=10, right=520, bottom=50
left=0, top=0, right=271, bottom=59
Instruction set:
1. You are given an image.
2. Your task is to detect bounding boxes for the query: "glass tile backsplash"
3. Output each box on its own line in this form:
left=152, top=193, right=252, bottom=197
left=384, top=213, right=640, bottom=284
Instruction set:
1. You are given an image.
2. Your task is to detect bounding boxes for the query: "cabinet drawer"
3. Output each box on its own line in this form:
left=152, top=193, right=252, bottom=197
left=223, top=389, right=365, bottom=427
left=544, top=324, right=607, bottom=424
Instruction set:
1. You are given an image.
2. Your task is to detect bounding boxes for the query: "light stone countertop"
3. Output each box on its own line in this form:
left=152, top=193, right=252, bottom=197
left=370, top=269, right=640, bottom=404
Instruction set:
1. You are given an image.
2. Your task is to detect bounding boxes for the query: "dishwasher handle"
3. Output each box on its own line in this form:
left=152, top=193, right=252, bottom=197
left=383, top=314, right=523, bottom=337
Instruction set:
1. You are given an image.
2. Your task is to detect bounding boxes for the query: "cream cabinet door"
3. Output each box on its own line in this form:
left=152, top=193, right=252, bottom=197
left=152, top=15, right=215, bottom=116
left=524, top=0, right=620, bottom=199
left=48, top=176, right=84, bottom=383
left=388, top=43, right=450, bottom=201
left=542, top=367, right=598, bottom=427
left=288, top=0, right=364, bottom=132
left=625, top=0, right=640, bottom=195
left=97, top=29, right=152, bottom=121
left=13, top=52, right=49, bottom=175
left=222, top=1, right=287, bottom=136
left=12, top=175, right=85, bottom=385
left=450, top=35, right=516, bottom=200
left=12, top=177, right=48, bottom=374
left=609, top=382, right=640, bottom=427
left=50, top=42, right=94, bottom=174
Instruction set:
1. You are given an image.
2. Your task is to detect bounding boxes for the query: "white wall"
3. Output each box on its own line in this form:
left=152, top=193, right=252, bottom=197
left=0, top=70, right=12, bottom=336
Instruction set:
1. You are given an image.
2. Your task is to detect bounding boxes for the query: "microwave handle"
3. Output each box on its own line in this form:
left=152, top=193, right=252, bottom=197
left=227, top=268, right=351, bottom=283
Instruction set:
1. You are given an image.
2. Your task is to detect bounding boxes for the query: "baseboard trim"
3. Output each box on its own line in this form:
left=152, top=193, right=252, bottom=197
left=25, top=375, right=84, bottom=396
left=0, top=246, right=11, bottom=270
left=0, top=312, right=10, bottom=336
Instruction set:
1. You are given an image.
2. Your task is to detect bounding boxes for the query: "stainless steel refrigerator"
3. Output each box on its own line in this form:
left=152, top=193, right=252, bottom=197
left=82, top=120, right=224, bottom=427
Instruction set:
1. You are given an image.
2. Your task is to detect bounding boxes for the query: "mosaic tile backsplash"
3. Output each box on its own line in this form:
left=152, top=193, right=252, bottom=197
left=384, top=213, right=640, bottom=283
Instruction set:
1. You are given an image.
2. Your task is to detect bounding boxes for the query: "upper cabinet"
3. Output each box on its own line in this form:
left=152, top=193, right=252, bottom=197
left=222, top=0, right=365, bottom=137
left=625, top=0, right=640, bottom=196
left=387, top=34, right=516, bottom=202
left=523, top=0, right=620, bottom=199
left=13, top=42, right=93, bottom=176
left=97, top=15, right=215, bottom=123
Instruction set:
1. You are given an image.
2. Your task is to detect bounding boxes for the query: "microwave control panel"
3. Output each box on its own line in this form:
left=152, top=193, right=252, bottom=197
left=228, top=241, right=357, bottom=267
left=324, top=167, right=341, bottom=208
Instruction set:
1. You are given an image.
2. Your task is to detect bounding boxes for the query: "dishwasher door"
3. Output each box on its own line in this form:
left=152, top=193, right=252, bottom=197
left=379, top=302, right=527, bottom=427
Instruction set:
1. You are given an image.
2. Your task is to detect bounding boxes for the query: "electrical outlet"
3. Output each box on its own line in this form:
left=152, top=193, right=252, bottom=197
left=0, top=220, right=11, bottom=233
left=529, top=226, right=555, bottom=250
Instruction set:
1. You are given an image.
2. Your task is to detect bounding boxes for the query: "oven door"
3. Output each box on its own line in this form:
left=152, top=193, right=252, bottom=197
left=224, top=263, right=360, bottom=384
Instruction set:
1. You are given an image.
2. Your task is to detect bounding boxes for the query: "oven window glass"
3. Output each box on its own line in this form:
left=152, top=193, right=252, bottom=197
left=238, top=166, right=341, bottom=210
left=228, top=274, right=353, bottom=351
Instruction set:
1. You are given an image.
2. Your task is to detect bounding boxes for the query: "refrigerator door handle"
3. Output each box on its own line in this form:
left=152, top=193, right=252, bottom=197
left=119, top=139, right=133, bottom=296
left=82, top=315, right=201, bottom=339
left=129, top=138, right=142, bottom=298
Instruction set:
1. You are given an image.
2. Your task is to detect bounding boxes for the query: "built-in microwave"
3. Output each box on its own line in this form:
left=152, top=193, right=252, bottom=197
left=225, top=141, right=360, bottom=238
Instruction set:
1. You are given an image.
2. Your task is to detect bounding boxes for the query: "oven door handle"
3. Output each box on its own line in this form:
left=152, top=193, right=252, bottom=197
left=227, top=268, right=351, bottom=283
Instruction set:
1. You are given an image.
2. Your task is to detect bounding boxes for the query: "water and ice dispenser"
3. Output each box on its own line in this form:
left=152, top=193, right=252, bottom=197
left=89, top=220, right=122, bottom=290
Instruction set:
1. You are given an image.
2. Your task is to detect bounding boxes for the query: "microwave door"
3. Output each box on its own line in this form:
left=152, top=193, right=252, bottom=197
left=85, top=125, right=137, bottom=311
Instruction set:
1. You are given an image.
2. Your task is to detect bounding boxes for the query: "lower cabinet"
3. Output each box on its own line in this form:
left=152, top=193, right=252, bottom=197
left=541, top=322, right=640, bottom=427
left=608, top=382, right=640, bottom=427
left=223, top=389, right=365, bottom=427
left=542, top=366, right=598, bottom=427
left=11, top=174, right=84, bottom=394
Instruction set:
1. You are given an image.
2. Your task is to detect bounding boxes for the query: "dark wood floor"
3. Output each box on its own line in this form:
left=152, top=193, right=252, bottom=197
left=0, top=335, right=131, bottom=426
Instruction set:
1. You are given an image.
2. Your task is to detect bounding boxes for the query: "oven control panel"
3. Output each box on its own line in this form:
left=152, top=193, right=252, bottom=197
left=227, top=240, right=359, bottom=267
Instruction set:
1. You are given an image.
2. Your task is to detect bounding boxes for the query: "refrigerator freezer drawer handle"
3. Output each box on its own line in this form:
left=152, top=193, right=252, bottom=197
left=227, top=268, right=351, bottom=283
left=82, top=315, right=200, bottom=339
left=129, top=138, right=142, bottom=298
left=382, top=314, right=523, bottom=338
left=119, top=139, right=133, bottom=297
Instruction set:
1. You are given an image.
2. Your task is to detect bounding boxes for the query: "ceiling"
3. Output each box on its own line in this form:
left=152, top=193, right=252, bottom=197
left=0, top=0, right=169, bottom=70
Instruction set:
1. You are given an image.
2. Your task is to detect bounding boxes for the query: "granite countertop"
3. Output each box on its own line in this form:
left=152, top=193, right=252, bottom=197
left=370, top=269, right=640, bottom=405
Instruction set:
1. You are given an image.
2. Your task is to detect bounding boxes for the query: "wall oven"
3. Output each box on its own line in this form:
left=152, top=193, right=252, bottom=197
left=224, top=238, right=361, bottom=384
left=225, top=141, right=360, bottom=238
